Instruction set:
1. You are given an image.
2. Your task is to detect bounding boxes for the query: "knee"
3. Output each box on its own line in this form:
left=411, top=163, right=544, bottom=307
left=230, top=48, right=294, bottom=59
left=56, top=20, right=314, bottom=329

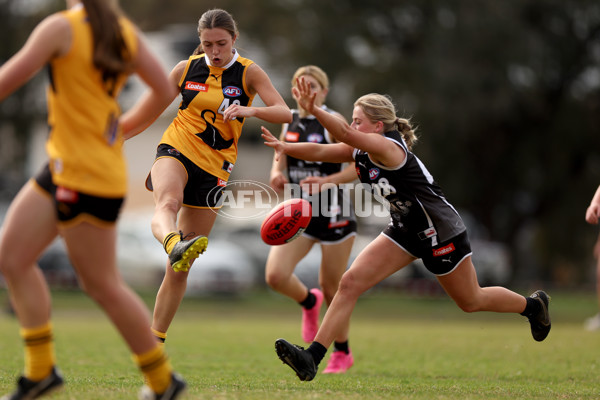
left=265, top=269, right=286, bottom=290
left=155, top=197, right=181, bottom=216
left=319, top=281, right=339, bottom=302
left=336, top=271, right=361, bottom=298
left=78, top=278, right=110, bottom=306
left=0, top=253, right=25, bottom=280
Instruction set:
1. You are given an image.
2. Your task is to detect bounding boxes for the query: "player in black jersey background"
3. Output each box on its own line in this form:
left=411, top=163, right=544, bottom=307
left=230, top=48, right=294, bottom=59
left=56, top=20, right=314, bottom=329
left=265, top=66, right=358, bottom=374
left=262, top=77, right=551, bottom=382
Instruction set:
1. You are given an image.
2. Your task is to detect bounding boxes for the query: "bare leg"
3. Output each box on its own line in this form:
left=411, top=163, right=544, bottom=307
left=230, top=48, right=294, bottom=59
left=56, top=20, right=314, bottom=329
left=149, top=158, right=187, bottom=243
left=265, top=236, right=315, bottom=302
left=0, top=182, right=57, bottom=328
left=319, top=236, right=355, bottom=343
left=314, top=235, right=415, bottom=348
left=151, top=207, right=217, bottom=333
left=62, top=222, right=157, bottom=354
left=436, top=256, right=526, bottom=314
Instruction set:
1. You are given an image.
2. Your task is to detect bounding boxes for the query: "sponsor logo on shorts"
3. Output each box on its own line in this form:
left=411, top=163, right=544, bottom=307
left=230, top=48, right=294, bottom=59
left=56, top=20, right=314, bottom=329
left=56, top=186, right=79, bottom=204
left=167, top=148, right=181, bottom=156
left=185, top=81, right=208, bottom=92
left=217, top=179, right=227, bottom=187
left=433, top=243, right=455, bottom=257
left=328, top=220, right=349, bottom=228
left=223, top=86, right=242, bottom=97
left=285, top=132, right=300, bottom=142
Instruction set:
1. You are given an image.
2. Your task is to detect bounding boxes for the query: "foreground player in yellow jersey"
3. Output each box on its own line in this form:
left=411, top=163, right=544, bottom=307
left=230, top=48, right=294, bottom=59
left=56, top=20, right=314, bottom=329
left=121, top=8, right=292, bottom=345
left=0, top=1, right=186, bottom=399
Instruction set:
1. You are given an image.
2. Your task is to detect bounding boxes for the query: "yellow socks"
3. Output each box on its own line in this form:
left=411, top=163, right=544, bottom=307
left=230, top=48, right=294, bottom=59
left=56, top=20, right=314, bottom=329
left=133, top=345, right=173, bottom=394
left=162, top=232, right=180, bottom=254
left=151, top=328, right=167, bottom=345
left=21, top=323, right=55, bottom=381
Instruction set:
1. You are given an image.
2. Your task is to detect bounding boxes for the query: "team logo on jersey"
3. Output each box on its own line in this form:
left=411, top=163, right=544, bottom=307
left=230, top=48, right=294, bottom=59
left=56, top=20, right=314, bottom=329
left=185, top=81, right=208, bottom=92
left=307, top=133, right=323, bottom=143
left=369, top=168, right=380, bottom=180
left=223, top=86, right=242, bottom=97
left=433, top=243, right=456, bottom=257
left=285, top=131, right=300, bottom=142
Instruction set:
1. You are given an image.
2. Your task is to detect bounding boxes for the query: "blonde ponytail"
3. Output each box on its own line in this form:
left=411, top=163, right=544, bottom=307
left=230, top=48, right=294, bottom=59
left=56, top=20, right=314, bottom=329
left=354, top=94, right=418, bottom=151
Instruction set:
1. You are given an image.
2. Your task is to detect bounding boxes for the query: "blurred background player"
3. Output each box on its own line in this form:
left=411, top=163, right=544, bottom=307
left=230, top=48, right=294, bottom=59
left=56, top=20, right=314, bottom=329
left=0, top=0, right=186, bottom=398
left=121, top=8, right=292, bottom=345
left=584, top=184, right=600, bottom=331
left=265, top=65, right=357, bottom=374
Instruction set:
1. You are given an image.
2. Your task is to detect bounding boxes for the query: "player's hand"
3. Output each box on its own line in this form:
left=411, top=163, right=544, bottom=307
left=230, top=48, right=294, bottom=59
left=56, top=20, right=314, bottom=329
left=270, top=171, right=288, bottom=192
left=586, top=204, right=600, bottom=225
left=300, top=176, right=336, bottom=194
left=223, top=104, right=255, bottom=121
left=261, top=126, right=285, bottom=161
left=292, top=76, right=317, bottom=114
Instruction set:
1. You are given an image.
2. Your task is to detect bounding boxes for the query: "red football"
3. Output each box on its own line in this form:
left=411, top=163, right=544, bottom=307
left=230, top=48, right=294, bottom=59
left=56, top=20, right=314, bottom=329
left=260, top=198, right=312, bottom=245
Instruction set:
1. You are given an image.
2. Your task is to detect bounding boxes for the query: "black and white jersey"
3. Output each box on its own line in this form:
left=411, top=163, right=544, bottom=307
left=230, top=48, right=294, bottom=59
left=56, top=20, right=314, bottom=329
left=284, top=107, right=356, bottom=225
left=284, top=107, right=344, bottom=182
left=353, top=130, right=465, bottom=244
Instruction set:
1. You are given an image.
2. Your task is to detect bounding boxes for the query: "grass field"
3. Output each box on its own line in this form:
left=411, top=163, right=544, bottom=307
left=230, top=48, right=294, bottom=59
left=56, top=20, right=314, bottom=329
left=0, top=288, right=599, bottom=399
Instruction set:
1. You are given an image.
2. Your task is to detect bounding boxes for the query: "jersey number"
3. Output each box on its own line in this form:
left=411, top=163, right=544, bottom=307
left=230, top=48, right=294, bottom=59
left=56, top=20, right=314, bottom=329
left=218, top=99, right=241, bottom=115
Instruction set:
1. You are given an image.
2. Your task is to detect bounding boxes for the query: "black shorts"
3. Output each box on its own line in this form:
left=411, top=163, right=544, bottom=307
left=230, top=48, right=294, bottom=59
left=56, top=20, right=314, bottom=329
left=34, top=164, right=123, bottom=223
left=146, top=144, right=225, bottom=208
left=303, top=215, right=357, bottom=244
left=382, top=224, right=472, bottom=275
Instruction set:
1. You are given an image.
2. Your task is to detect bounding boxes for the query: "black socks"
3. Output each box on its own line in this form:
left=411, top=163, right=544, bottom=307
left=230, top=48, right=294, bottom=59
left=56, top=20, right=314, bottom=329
left=520, top=296, right=540, bottom=318
left=307, top=342, right=327, bottom=366
left=299, top=291, right=316, bottom=309
left=333, top=341, right=349, bottom=354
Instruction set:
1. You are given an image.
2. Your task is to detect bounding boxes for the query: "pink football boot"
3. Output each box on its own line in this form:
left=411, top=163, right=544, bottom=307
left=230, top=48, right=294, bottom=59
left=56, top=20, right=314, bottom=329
left=301, top=288, right=324, bottom=343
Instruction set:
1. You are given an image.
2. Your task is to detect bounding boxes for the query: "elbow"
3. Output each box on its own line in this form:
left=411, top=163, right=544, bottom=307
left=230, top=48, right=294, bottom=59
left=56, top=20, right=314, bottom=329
left=282, top=109, right=293, bottom=124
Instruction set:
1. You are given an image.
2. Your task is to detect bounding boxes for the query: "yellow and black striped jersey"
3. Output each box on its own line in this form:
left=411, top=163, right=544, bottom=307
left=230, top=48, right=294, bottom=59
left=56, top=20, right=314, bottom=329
left=159, top=50, right=255, bottom=181
left=46, top=5, right=138, bottom=197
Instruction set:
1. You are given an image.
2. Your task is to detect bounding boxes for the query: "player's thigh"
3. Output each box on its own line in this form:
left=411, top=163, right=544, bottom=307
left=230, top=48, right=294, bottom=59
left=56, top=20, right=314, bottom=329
left=150, top=157, right=187, bottom=205
left=436, top=256, right=480, bottom=304
left=343, top=235, right=415, bottom=293
left=61, top=222, right=119, bottom=287
left=0, top=181, right=58, bottom=268
left=319, top=236, right=355, bottom=285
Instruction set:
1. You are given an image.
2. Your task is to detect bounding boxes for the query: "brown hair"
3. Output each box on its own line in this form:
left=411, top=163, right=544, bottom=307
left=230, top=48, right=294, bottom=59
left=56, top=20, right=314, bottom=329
left=354, top=93, right=418, bottom=150
left=81, top=0, right=132, bottom=89
left=291, top=65, right=329, bottom=90
left=192, top=8, right=239, bottom=55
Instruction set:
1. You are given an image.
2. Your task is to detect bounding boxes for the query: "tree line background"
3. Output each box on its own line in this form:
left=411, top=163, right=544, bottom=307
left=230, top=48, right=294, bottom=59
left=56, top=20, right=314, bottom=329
left=1, top=0, right=599, bottom=287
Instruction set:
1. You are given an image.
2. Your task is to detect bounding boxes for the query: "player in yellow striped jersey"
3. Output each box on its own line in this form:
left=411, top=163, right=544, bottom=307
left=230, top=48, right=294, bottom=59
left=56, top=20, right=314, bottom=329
left=0, top=1, right=186, bottom=399
left=121, top=8, right=292, bottom=345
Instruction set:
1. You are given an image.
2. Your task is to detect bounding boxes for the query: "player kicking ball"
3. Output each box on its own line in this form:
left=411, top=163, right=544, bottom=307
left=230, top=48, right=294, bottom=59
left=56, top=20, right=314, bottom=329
left=262, top=77, right=551, bottom=381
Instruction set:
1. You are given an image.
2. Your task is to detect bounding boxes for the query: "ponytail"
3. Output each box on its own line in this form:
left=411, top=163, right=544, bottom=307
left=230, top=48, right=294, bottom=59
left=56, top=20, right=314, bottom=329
left=396, top=117, right=418, bottom=151
left=354, top=93, right=418, bottom=151
left=81, top=0, right=132, bottom=91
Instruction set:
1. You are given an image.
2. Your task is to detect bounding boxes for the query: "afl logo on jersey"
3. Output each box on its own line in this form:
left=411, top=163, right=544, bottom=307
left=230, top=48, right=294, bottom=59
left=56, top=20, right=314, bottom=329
left=369, top=168, right=380, bottom=180
left=223, top=86, right=242, bottom=97
left=307, top=133, right=323, bottom=143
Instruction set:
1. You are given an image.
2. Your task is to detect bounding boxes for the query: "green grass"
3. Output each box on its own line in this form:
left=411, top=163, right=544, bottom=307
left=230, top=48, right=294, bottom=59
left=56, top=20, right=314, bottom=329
left=1, top=288, right=599, bottom=399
